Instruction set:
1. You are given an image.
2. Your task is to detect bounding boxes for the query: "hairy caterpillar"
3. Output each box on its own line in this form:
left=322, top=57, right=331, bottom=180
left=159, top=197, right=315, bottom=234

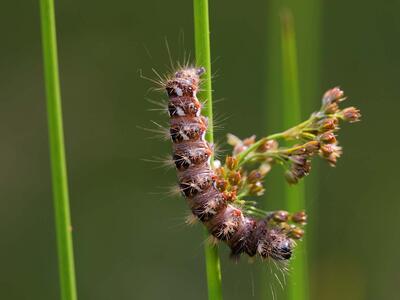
left=156, top=63, right=360, bottom=263
left=166, top=66, right=295, bottom=261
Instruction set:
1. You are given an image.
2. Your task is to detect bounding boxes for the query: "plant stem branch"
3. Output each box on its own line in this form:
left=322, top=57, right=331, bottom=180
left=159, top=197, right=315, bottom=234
left=235, top=118, right=313, bottom=166
left=193, top=1, right=223, bottom=300
left=40, top=1, right=78, bottom=299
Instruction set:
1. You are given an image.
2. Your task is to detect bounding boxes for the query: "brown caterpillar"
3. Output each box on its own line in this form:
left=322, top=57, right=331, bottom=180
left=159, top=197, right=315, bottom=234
left=165, top=66, right=293, bottom=261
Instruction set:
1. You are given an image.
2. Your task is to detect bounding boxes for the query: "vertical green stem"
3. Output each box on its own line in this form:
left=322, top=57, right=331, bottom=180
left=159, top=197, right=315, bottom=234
left=193, top=1, right=223, bottom=300
left=193, top=0, right=214, bottom=145
left=281, top=11, right=308, bottom=300
left=40, top=1, right=78, bottom=300
left=265, top=0, right=319, bottom=298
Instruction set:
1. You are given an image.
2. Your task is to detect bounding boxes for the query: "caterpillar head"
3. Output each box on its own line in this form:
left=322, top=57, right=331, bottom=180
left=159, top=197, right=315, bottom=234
left=270, top=235, right=293, bottom=260
left=258, top=228, right=294, bottom=261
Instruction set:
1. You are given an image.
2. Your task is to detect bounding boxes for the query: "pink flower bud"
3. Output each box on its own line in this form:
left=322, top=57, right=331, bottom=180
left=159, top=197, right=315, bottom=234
left=341, top=107, right=361, bottom=123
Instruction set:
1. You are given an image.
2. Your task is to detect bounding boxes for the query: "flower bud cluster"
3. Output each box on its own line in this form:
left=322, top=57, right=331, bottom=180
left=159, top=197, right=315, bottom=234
left=214, top=154, right=273, bottom=201
left=245, top=163, right=271, bottom=196
left=316, top=87, right=360, bottom=166
left=321, top=87, right=346, bottom=113
left=321, top=87, right=361, bottom=123
left=227, top=134, right=256, bottom=156
left=269, top=210, right=307, bottom=240
left=285, top=87, right=360, bottom=174
left=214, top=157, right=240, bottom=202
left=284, top=141, right=320, bottom=184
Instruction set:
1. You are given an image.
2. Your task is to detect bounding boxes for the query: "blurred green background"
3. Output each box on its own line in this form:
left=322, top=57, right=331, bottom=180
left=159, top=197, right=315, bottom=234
left=1, top=1, right=399, bottom=299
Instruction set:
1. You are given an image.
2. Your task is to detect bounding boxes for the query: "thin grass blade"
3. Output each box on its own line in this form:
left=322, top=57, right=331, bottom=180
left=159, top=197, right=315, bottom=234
left=193, top=1, right=223, bottom=300
left=280, top=10, right=309, bottom=300
left=39, top=1, right=78, bottom=299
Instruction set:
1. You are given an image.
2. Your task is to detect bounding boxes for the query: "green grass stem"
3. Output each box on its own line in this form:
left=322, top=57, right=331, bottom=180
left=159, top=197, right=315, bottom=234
left=193, top=1, right=223, bottom=300
left=40, top=1, right=78, bottom=299
left=280, top=10, right=309, bottom=300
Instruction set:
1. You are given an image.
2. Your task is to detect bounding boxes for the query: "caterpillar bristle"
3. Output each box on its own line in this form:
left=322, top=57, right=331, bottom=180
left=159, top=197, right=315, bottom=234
left=145, top=97, right=169, bottom=114
left=211, top=142, right=226, bottom=162
left=205, top=235, right=220, bottom=246
left=185, top=213, right=198, bottom=226
left=137, top=121, right=171, bottom=141
left=264, top=258, right=291, bottom=299
left=140, top=154, right=176, bottom=170
left=139, top=69, right=166, bottom=91
left=165, top=184, right=186, bottom=199
left=211, top=112, right=230, bottom=132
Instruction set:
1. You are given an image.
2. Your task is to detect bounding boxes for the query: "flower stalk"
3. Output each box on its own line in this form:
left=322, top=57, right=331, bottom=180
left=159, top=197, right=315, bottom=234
left=193, top=1, right=223, bottom=300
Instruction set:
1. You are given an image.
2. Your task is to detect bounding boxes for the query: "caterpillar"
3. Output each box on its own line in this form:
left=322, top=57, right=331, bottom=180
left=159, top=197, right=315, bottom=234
left=160, top=64, right=360, bottom=262
left=165, top=66, right=295, bottom=261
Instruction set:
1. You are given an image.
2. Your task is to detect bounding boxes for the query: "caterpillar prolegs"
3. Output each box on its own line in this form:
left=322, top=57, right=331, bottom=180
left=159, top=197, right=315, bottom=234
left=163, top=66, right=360, bottom=261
